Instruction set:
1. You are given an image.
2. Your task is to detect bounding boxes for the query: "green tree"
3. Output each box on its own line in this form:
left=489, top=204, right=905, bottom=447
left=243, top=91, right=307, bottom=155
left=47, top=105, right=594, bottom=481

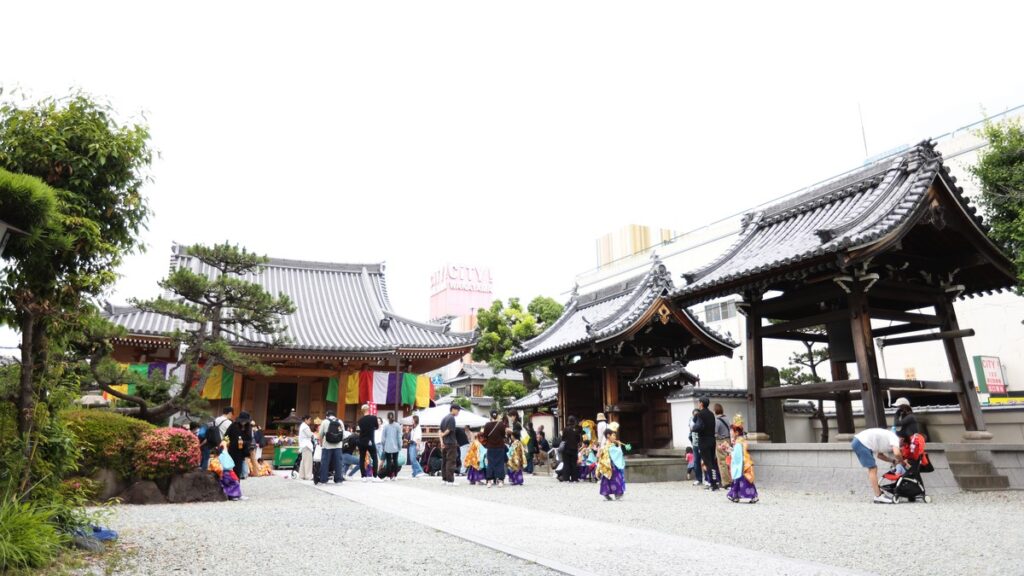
left=89, top=243, right=296, bottom=423
left=472, top=296, right=563, bottom=383
left=481, top=378, right=528, bottom=411
left=971, top=119, right=1024, bottom=290
left=0, top=92, right=152, bottom=473
left=435, top=385, right=453, bottom=398
left=451, top=396, right=472, bottom=410
left=776, top=326, right=830, bottom=442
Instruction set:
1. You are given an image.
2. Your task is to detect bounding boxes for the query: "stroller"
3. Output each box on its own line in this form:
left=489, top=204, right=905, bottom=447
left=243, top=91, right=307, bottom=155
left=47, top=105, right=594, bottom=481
left=879, top=433, right=933, bottom=504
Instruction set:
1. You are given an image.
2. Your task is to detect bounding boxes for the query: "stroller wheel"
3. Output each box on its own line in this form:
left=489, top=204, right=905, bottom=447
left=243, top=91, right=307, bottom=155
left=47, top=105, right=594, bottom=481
left=923, top=495, right=933, bottom=504
left=891, top=496, right=901, bottom=504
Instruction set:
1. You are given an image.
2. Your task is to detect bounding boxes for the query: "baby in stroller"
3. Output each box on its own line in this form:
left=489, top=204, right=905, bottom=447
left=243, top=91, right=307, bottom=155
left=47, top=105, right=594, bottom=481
left=879, top=432, right=933, bottom=504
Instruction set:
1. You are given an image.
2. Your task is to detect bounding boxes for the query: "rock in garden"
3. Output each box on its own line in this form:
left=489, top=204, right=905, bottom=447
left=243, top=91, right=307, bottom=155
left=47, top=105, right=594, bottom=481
left=92, top=468, right=130, bottom=502
left=120, top=480, right=167, bottom=505
left=167, top=469, right=227, bottom=504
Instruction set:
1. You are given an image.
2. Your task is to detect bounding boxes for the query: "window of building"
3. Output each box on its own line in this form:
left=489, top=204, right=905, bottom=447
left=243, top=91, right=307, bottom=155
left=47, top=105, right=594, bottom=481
left=703, top=301, right=736, bottom=323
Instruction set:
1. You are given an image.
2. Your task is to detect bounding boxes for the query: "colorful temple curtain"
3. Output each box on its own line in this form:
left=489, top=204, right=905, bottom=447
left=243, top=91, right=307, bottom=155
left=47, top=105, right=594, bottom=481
left=401, top=373, right=418, bottom=405
left=103, top=362, right=164, bottom=401
left=358, top=370, right=373, bottom=404
left=415, top=375, right=431, bottom=408
left=326, top=376, right=340, bottom=403
left=201, top=365, right=234, bottom=400
left=345, top=373, right=360, bottom=404
left=372, top=372, right=389, bottom=405
left=386, top=373, right=398, bottom=404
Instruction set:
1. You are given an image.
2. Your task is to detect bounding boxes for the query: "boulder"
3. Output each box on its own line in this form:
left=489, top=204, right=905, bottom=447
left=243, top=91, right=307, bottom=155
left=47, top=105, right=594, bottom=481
left=120, top=480, right=167, bottom=505
left=167, top=469, right=227, bottom=504
left=92, top=468, right=130, bottom=502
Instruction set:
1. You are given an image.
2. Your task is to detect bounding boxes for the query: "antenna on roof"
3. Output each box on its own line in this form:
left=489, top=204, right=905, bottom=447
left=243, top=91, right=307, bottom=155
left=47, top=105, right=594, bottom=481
left=858, top=102, right=869, bottom=158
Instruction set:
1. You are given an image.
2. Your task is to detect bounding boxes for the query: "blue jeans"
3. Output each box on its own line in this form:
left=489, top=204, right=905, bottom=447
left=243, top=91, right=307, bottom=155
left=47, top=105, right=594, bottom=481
left=408, top=444, right=424, bottom=476
left=340, top=453, right=360, bottom=477
left=485, top=447, right=507, bottom=481
left=320, top=448, right=343, bottom=484
left=200, top=445, right=211, bottom=471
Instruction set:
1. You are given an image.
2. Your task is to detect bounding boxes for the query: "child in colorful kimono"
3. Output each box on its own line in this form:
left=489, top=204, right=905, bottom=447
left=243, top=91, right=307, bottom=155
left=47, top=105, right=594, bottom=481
left=597, top=430, right=626, bottom=500
left=209, top=445, right=243, bottom=500
left=507, top=439, right=526, bottom=485
left=726, top=415, right=758, bottom=504
left=464, top=437, right=486, bottom=485
left=580, top=441, right=598, bottom=481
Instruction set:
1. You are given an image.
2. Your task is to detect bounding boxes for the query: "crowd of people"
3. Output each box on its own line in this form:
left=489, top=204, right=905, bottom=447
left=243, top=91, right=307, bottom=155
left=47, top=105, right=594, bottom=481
left=186, top=396, right=928, bottom=506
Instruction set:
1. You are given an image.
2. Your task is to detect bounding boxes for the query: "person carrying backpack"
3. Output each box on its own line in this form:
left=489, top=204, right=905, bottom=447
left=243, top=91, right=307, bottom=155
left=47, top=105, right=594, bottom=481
left=317, top=410, right=346, bottom=485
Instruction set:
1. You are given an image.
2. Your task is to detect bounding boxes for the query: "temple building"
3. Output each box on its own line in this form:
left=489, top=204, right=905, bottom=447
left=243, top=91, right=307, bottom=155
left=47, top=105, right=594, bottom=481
left=508, top=258, right=737, bottom=450
left=103, top=245, right=476, bottom=427
left=670, top=141, right=1016, bottom=440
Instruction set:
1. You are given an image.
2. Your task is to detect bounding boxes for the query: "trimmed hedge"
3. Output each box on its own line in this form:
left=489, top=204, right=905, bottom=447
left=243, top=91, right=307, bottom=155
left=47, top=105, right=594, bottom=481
left=133, top=428, right=201, bottom=480
left=63, top=410, right=155, bottom=479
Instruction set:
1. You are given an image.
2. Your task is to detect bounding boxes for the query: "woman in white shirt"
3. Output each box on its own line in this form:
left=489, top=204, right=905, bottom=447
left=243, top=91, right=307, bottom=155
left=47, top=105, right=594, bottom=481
left=297, top=415, right=315, bottom=481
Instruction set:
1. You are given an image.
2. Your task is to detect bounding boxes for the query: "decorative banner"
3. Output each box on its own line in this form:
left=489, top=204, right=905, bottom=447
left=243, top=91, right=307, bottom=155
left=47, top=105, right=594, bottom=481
left=326, top=376, right=339, bottom=403
left=201, top=365, right=234, bottom=400
left=973, top=355, right=1007, bottom=394
left=386, top=373, right=398, bottom=404
left=358, top=370, right=373, bottom=404
left=415, top=375, right=431, bottom=408
left=401, top=373, right=417, bottom=405
left=372, top=372, right=389, bottom=405
left=345, top=372, right=360, bottom=404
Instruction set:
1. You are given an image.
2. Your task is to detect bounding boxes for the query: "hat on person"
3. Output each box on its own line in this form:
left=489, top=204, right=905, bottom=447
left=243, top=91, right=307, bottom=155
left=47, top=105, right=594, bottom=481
left=360, top=404, right=370, bottom=411
left=451, top=404, right=462, bottom=411
left=608, top=422, right=620, bottom=432
left=893, top=397, right=911, bottom=408
left=596, top=413, right=606, bottom=422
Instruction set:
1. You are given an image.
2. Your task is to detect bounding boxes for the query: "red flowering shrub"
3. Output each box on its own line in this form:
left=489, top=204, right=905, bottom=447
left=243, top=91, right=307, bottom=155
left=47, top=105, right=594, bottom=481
left=133, top=428, right=201, bottom=480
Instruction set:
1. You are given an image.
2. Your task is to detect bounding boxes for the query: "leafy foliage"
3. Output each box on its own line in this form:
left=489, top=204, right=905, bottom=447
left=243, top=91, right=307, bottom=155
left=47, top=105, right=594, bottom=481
left=132, top=428, right=201, bottom=480
left=0, top=494, right=68, bottom=571
left=63, top=409, right=155, bottom=479
left=482, top=378, right=528, bottom=411
left=435, top=385, right=453, bottom=398
left=451, top=396, right=472, bottom=410
left=472, top=296, right=564, bottom=373
left=971, top=119, right=1024, bottom=291
left=88, top=242, right=295, bottom=422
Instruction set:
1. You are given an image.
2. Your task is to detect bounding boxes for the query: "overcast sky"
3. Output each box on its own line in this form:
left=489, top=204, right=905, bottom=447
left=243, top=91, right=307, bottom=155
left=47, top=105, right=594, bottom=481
left=2, top=1, right=1023, bottom=348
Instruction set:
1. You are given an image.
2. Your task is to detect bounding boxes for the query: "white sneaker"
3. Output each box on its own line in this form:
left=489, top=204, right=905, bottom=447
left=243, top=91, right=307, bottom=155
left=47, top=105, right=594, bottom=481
left=873, top=494, right=893, bottom=504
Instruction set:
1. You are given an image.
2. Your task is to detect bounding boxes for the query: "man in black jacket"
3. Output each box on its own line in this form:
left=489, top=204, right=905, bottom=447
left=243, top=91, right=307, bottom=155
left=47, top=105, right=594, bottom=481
left=696, top=397, right=720, bottom=490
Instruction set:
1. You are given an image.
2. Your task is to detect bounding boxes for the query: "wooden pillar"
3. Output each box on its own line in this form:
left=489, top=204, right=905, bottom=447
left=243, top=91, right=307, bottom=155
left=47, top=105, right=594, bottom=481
left=848, top=285, right=885, bottom=429
left=830, top=361, right=855, bottom=434
left=937, top=299, right=985, bottom=431
left=556, top=372, right=567, bottom=432
left=745, top=294, right=767, bottom=437
left=602, top=367, right=618, bottom=421
left=230, top=371, right=243, bottom=416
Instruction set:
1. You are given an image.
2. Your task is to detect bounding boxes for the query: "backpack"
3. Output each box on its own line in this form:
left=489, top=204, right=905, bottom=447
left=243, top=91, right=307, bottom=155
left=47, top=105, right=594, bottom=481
left=325, top=418, right=344, bottom=444
left=205, top=420, right=222, bottom=447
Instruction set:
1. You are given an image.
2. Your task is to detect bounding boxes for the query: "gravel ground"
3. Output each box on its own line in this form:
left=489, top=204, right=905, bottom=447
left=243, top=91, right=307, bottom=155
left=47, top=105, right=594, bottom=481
left=89, top=475, right=557, bottom=576
left=408, top=472, right=1024, bottom=576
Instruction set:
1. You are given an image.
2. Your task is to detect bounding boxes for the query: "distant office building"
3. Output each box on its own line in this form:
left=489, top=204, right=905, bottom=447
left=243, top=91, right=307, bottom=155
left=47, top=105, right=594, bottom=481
left=429, top=263, right=494, bottom=381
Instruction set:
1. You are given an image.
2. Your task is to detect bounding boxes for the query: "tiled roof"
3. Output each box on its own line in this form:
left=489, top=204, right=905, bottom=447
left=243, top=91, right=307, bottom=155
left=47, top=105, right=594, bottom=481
left=674, top=140, right=1007, bottom=302
left=506, top=380, right=559, bottom=410
left=103, top=244, right=477, bottom=354
left=628, top=362, right=699, bottom=389
left=445, top=363, right=532, bottom=385
left=508, top=258, right=737, bottom=366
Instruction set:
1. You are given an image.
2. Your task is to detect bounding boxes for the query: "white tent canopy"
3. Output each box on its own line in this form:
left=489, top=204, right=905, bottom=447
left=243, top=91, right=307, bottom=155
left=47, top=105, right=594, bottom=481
left=401, top=404, right=489, bottom=428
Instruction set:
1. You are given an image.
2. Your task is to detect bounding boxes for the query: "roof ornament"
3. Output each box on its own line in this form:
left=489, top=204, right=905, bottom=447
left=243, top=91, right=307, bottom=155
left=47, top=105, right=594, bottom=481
left=570, top=282, right=580, bottom=301
left=582, top=315, right=594, bottom=334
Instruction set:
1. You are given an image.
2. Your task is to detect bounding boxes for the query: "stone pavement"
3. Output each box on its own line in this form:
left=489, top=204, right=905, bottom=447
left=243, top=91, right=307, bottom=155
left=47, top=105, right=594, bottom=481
left=315, top=479, right=870, bottom=576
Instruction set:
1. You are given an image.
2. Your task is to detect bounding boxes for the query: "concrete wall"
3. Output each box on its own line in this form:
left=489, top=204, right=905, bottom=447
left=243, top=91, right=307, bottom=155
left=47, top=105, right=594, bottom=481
left=809, top=406, right=1024, bottom=444
left=669, top=396, right=819, bottom=448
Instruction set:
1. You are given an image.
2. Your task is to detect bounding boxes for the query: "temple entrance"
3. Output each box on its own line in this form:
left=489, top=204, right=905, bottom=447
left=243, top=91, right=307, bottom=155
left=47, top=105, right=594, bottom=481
left=267, top=382, right=297, bottom=425
left=644, top=388, right=673, bottom=449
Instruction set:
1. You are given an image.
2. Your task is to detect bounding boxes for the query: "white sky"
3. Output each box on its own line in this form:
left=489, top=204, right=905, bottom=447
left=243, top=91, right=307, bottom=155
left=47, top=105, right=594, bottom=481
left=2, top=1, right=1023, bottom=349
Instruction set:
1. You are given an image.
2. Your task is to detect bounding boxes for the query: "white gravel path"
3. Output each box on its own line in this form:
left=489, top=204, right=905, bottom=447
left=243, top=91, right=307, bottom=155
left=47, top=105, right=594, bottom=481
left=96, top=474, right=557, bottom=576
left=405, top=472, right=1024, bottom=576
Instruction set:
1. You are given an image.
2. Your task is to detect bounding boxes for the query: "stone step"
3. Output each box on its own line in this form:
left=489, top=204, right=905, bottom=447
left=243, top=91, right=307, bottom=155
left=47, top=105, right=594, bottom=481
left=956, top=474, right=1010, bottom=491
left=948, top=462, right=995, bottom=477
left=646, top=448, right=687, bottom=458
left=945, top=450, right=989, bottom=464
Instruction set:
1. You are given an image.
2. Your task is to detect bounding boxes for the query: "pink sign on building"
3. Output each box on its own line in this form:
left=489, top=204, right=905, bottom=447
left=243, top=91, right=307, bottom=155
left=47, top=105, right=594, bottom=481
left=429, top=264, right=494, bottom=329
